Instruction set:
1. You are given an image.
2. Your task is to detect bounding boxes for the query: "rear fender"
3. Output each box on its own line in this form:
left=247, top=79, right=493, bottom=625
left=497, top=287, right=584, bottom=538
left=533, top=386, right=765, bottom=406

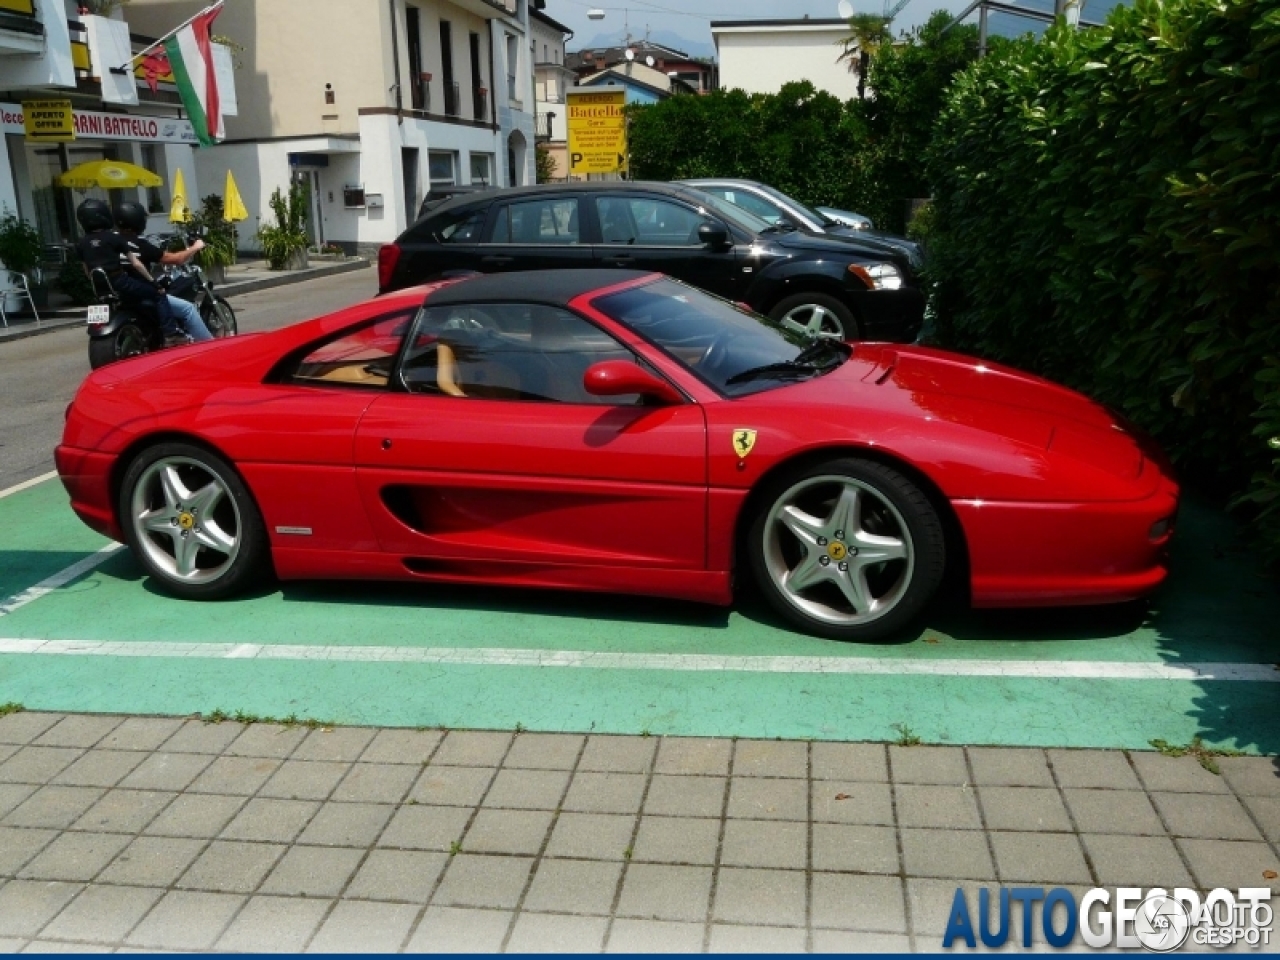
left=87, top=306, right=149, bottom=340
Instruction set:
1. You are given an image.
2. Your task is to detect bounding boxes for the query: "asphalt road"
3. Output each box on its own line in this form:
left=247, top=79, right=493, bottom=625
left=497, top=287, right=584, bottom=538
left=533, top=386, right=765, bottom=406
left=0, top=267, right=377, bottom=491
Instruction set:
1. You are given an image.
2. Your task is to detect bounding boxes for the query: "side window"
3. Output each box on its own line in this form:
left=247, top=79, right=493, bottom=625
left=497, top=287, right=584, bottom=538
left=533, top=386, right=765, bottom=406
left=718, top=189, right=784, bottom=225
left=596, top=196, right=705, bottom=246
left=398, top=303, right=640, bottom=404
left=285, top=311, right=414, bottom=388
left=489, top=198, right=580, bottom=244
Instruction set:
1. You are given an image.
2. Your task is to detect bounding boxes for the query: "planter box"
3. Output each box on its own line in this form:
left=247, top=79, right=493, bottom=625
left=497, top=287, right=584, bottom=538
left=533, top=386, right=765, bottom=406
left=203, top=264, right=227, bottom=285
left=284, top=248, right=309, bottom=271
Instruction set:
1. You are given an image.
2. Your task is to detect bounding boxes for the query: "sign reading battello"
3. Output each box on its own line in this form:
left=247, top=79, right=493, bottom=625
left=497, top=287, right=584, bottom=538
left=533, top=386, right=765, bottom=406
left=0, top=103, right=197, bottom=144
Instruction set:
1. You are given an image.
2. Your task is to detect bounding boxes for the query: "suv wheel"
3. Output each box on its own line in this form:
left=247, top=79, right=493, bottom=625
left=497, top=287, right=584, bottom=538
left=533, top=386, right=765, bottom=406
left=769, top=293, right=857, bottom=341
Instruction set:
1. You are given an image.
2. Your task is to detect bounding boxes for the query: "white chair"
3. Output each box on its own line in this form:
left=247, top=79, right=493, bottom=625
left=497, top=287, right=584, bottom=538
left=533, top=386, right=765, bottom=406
left=0, top=271, right=39, bottom=328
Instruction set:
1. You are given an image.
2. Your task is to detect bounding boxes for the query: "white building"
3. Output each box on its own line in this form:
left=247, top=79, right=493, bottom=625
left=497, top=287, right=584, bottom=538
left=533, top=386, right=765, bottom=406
left=129, top=0, right=540, bottom=256
left=0, top=0, right=204, bottom=252
left=711, top=17, right=858, bottom=99
left=531, top=6, right=573, bottom=178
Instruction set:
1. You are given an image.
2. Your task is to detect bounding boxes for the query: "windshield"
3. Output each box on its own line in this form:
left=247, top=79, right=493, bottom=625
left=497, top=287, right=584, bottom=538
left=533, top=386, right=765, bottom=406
left=679, top=188, right=774, bottom=235
left=758, top=184, right=830, bottom=226
left=592, top=278, right=848, bottom=397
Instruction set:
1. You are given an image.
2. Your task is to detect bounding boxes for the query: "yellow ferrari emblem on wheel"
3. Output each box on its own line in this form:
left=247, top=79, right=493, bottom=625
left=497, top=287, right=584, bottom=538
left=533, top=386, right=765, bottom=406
left=178, top=512, right=195, bottom=531
left=732, top=429, right=758, bottom=458
left=828, top=541, right=848, bottom=562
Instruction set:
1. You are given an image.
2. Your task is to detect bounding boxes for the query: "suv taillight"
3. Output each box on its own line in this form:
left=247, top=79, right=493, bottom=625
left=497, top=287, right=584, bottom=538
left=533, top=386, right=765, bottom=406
left=377, top=243, right=402, bottom=292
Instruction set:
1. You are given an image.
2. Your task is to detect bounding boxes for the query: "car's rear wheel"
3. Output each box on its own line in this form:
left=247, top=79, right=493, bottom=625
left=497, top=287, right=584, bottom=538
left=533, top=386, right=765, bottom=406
left=769, top=292, right=857, bottom=341
left=119, top=442, right=269, bottom=600
left=747, top=457, right=945, bottom=641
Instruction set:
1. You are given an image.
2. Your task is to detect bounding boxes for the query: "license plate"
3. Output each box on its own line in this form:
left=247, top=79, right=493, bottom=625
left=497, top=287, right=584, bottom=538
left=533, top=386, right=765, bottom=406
left=86, top=305, right=110, bottom=325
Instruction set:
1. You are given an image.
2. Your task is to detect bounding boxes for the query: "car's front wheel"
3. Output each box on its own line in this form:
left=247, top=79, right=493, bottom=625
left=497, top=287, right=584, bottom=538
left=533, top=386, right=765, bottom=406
left=747, top=458, right=945, bottom=641
left=769, top=292, right=857, bottom=341
left=119, top=442, right=269, bottom=600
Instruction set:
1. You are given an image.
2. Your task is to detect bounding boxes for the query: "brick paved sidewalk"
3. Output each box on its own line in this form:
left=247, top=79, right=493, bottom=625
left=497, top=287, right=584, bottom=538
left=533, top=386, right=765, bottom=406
left=0, top=712, right=1276, bottom=953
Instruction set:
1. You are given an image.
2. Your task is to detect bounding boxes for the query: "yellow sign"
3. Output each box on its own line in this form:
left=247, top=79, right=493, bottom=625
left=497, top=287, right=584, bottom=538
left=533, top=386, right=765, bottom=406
left=732, top=429, right=757, bottom=458
left=567, top=88, right=627, bottom=175
left=22, top=100, right=74, bottom=143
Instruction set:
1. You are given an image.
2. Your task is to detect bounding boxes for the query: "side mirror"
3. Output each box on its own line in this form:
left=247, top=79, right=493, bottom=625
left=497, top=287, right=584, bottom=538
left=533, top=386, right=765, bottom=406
left=584, top=360, right=683, bottom=405
left=698, top=221, right=729, bottom=249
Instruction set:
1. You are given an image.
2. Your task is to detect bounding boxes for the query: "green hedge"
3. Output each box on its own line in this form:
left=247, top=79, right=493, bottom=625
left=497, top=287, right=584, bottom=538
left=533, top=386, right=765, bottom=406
left=925, top=0, right=1280, bottom=560
left=626, top=12, right=979, bottom=233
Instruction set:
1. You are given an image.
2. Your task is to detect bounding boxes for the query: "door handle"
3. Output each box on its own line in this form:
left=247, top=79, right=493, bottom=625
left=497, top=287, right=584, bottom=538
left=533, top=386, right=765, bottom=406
left=481, top=255, right=514, bottom=267
left=603, top=255, right=634, bottom=265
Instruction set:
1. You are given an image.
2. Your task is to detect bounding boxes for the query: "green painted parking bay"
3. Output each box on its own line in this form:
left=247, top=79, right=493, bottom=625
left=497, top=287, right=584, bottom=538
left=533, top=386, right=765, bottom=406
left=2, top=478, right=1277, bottom=751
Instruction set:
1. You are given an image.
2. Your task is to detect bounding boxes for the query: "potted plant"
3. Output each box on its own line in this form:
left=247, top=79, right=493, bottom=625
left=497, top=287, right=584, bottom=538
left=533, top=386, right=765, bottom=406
left=0, top=210, right=45, bottom=312
left=256, top=184, right=309, bottom=271
left=187, top=194, right=237, bottom=284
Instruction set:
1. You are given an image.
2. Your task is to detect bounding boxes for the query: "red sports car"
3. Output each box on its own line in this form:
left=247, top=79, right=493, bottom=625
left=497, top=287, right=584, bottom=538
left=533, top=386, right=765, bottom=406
left=56, top=270, right=1178, bottom=641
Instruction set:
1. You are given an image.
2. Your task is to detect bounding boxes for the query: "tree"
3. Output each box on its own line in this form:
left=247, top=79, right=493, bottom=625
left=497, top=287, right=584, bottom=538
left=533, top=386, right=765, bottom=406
left=535, top=143, right=557, bottom=183
left=837, top=13, right=891, bottom=99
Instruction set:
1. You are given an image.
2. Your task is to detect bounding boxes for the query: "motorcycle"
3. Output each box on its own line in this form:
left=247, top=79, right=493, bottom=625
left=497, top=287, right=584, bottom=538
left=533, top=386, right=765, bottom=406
left=86, top=232, right=237, bottom=370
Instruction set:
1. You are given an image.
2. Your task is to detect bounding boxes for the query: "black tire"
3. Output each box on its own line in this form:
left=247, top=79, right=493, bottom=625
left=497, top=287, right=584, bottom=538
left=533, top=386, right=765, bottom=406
left=768, top=292, right=858, bottom=341
left=88, top=322, right=148, bottom=370
left=118, top=441, right=271, bottom=600
left=202, top=296, right=237, bottom=338
left=746, top=457, right=946, bottom=641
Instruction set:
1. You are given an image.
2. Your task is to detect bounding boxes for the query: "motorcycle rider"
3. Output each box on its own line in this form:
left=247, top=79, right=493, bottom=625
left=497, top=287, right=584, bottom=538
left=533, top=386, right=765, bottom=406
left=112, top=200, right=213, bottom=343
left=75, top=198, right=183, bottom=343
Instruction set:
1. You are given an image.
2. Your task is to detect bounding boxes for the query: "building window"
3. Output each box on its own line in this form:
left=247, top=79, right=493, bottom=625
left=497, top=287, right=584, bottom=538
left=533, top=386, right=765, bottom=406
left=428, top=151, right=457, bottom=187
left=469, top=153, right=494, bottom=186
left=506, top=33, right=519, bottom=101
left=140, top=144, right=164, bottom=213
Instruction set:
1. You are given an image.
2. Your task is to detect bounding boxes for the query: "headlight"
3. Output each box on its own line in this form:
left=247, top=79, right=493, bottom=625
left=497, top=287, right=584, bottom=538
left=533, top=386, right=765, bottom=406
left=848, top=262, right=903, bottom=291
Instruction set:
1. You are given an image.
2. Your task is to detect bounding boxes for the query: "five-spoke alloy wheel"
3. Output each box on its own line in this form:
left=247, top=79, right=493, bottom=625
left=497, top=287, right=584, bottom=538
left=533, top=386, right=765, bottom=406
left=769, top=292, right=856, bottom=342
left=119, top=442, right=268, bottom=599
left=748, top=457, right=946, bottom=640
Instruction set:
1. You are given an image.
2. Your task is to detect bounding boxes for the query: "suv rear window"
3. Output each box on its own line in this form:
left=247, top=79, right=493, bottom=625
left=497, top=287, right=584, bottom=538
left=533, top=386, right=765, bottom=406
left=409, top=203, right=489, bottom=244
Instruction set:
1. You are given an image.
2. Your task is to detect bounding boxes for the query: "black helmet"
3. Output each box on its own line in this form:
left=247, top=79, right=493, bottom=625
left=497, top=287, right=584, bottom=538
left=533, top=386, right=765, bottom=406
left=113, top=200, right=148, bottom=234
left=76, top=198, right=114, bottom=233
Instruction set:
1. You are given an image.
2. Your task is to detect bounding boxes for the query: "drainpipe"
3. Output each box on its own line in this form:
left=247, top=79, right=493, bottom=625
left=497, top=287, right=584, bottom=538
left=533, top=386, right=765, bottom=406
left=389, top=0, right=404, bottom=123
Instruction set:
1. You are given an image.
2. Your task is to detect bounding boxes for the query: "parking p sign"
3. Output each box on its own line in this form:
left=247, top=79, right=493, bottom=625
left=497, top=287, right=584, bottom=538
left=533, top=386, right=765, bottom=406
left=567, top=87, right=627, bottom=175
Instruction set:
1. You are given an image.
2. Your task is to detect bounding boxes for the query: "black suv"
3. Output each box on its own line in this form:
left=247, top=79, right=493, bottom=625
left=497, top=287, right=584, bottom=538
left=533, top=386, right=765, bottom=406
left=379, top=181, right=924, bottom=342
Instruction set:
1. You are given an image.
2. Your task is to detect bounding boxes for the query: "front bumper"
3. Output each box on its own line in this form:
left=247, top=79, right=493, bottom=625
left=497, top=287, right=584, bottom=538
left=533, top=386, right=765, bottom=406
left=955, top=475, right=1180, bottom=608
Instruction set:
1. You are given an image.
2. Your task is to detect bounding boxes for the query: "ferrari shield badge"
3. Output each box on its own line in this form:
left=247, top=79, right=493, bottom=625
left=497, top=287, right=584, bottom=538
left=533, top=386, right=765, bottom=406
left=732, top=429, right=758, bottom=458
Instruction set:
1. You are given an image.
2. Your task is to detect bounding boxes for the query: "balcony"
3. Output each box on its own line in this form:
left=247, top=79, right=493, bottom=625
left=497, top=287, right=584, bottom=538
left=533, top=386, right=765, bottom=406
left=534, top=112, right=555, bottom=141
left=0, top=0, right=44, bottom=55
left=442, top=80, right=460, bottom=117
left=473, top=85, right=487, bottom=123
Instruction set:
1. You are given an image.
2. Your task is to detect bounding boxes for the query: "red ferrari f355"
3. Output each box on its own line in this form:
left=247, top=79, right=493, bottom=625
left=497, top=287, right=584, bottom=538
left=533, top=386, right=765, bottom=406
left=56, top=270, right=1178, bottom=641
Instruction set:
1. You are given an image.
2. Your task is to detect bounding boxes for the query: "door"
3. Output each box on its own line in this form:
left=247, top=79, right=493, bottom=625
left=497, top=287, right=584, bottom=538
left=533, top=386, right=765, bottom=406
left=439, top=20, right=456, bottom=115
left=402, top=148, right=420, bottom=228
left=477, top=194, right=593, bottom=273
left=353, top=301, right=708, bottom=570
left=407, top=6, right=424, bottom=109
left=592, top=194, right=742, bottom=299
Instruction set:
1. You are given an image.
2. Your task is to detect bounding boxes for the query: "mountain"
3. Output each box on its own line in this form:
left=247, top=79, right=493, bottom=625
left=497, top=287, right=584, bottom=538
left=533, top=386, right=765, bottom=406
left=572, top=29, right=717, bottom=61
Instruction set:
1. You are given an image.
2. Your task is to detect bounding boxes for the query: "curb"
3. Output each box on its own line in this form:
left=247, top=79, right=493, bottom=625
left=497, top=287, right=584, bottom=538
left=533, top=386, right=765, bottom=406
left=0, top=258, right=372, bottom=345
left=217, top=256, right=371, bottom=299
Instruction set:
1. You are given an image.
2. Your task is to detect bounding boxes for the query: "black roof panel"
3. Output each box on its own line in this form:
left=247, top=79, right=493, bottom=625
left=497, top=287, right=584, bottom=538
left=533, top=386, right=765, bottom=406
left=424, top=269, right=656, bottom=309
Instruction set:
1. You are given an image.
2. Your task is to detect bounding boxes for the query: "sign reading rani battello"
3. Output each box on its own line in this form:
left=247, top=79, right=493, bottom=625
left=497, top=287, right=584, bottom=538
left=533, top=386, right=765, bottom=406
left=567, top=88, right=627, bottom=175
left=1, top=103, right=197, bottom=145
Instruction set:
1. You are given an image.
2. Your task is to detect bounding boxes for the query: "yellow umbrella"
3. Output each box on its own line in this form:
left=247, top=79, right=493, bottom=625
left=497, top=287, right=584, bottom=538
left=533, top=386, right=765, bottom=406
left=56, top=160, right=163, bottom=190
left=169, top=167, right=190, bottom=223
left=224, top=170, right=248, bottom=222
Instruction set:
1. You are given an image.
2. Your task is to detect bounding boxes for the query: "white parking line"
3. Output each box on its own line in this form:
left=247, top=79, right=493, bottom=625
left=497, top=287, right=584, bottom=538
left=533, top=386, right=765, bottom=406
left=0, top=470, right=56, bottom=500
left=0, top=636, right=1274, bottom=681
left=0, top=544, right=125, bottom=619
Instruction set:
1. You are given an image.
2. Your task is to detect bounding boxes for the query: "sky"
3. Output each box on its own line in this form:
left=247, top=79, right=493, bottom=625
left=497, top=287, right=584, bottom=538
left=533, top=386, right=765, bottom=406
left=545, top=0, right=975, bottom=56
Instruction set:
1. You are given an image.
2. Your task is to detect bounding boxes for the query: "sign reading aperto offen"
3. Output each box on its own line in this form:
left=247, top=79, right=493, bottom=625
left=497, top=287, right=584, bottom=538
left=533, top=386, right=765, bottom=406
left=22, top=100, right=76, bottom=143
left=566, top=88, right=627, bottom=175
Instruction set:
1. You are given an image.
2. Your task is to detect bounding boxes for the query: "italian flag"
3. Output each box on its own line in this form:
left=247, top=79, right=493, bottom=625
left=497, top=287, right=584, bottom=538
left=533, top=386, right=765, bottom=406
left=164, top=6, right=223, bottom=146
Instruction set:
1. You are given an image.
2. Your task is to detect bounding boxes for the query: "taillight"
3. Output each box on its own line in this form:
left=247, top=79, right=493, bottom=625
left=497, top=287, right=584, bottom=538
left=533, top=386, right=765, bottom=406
left=377, top=243, right=402, bottom=292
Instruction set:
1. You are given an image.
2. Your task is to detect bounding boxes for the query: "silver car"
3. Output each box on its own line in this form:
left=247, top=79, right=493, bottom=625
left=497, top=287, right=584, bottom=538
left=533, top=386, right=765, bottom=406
left=680, top=179, right=922, bottom=270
